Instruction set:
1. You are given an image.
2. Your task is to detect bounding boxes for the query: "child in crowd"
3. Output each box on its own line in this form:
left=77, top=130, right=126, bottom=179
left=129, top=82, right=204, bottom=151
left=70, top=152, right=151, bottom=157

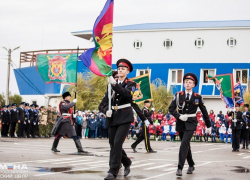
left=211, top=124, right=217, bottom=142
left=161, top=121, right=170, bottom=141
left=209, top=110, right=216, bottom=126
left=81, top=114, right=87, bottom=139
left=88, top=114, right=96, bottom=138
left=195, top=122, right=203, bottom=141
left=169, top=122, right=176, bottom=141
left=219, top=124, right=226, bottom=142
left=155, top=122, right=162, bottom=141
left=225, top=125, right=232, bottom=143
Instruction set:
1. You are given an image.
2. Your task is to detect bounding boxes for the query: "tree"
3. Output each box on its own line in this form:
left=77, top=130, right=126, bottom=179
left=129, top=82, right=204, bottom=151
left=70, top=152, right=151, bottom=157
left=0, top=92, right=5, bottom=106
left=9, top=93, right=23, bottom=106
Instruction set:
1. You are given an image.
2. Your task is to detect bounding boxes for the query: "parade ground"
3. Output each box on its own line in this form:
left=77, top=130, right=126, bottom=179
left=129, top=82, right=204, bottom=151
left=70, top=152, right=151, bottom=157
left=0, top=138, right=249, bottom=180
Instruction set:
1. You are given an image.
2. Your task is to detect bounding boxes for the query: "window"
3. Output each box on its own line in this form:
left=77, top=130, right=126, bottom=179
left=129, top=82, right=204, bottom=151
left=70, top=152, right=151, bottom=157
left=136, top=69, right=151, bottom=76
left=133, top=40, right=142, bottom=49
left=170, top=69, right=183, bottom=84
left=234, top=69, right=248, bottom=84
left=32, top=101, right=37, bottom=105
left=202, top=69, right=215, bottom=83
left=163, top=39, right=172, bottom=48
left=195, top=38, right=204, bottom=48
left=227, top=38, right=237, bottom=47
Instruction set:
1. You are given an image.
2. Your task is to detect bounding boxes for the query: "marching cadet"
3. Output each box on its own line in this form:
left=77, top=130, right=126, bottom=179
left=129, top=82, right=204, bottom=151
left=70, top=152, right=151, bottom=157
left=229, top=103, right=244, bottom=151
left=241, top=104, right=250, bottom=149
left=131, top=100, right=157, bottom=153
left=24, top=103, right=30, bottom=138
left=17, top=102, right=26, bottom=138
left=1, top=106, right=9, bottom=137
left=99, top=59, right=136, bottom=180
left=51, top=92, right=87, bottom=154
left=169, top=73, right=211, bottom=176
left=10, top=103, right=19, bottom=138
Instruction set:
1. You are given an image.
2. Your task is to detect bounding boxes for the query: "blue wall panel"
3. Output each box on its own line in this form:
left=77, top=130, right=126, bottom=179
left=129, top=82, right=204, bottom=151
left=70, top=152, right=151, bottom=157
left=201, top=85, right=214, bottom=95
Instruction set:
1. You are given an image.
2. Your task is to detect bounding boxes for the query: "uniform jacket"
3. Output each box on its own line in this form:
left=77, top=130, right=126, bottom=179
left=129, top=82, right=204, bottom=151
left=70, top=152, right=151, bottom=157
left=242, top=111, right=250, bottom=129
left=1, top=110, right=11, bottom=124
left=228, top=111, right=244, bottom=130
left=18, top=107, right=26, bottom=122
left=88, top=118, right=96, bottom=130
left=10, top=108, right=19, bottom=123
left=169, top=91, right=211, bottom=132
left=99, top=78, right=136, bottom=127
left=51, top=100, right=76, bottom=137
left=142, top=107, right=153, bottom=124
left=28, top=109, right=37, bottom=123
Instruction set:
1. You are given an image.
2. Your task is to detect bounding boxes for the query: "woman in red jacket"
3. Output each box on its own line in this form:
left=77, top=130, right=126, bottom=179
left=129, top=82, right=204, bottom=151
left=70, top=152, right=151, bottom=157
left=195, top=123, right=203, bottom=141
left=209, top=110, right=216, bottom=126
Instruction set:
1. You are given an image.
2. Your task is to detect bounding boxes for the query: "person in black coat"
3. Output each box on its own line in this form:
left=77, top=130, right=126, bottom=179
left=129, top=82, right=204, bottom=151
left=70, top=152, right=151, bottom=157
left=51, top=92, right=87, bottom=154
left=169, top=73, right=211, bottom=176
left=10, top=103, right=19, bottom=138
left=17, top=102, right=26, bottom=138
left=242, top=104, right=250, bottom=149
left=1, top=106, right=10, bottom=137
left=28, top=104, right=38, bottom=138
left=99, top=59, right=136, bottom=180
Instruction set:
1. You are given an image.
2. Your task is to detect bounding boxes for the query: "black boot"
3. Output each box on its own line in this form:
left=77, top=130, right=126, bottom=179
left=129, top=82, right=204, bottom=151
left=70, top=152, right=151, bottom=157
left=51, top=138, right=60, bottom=152
left=74, top=139, right=88, bottom=153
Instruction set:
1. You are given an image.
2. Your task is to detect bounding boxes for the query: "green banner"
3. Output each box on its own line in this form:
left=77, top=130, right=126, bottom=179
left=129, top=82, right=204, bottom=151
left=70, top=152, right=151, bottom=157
left=36, top=53, right=78, bottom=84
left=130, top=73, right=153, bottom=104
left=207, top=74, right=234, bottom=98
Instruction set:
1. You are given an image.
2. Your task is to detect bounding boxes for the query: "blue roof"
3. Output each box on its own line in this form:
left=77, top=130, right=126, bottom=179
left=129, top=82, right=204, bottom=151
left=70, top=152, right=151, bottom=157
left=72, top=20, right=250, bottom=34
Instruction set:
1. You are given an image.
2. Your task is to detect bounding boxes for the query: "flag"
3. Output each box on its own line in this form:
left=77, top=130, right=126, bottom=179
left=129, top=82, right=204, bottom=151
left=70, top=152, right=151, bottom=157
left=234, top=82, right=244, bottom=105
left=207, top=74, right=234, bottom=98
left=130, top=73, right=153, bottom=104
left=36, top=53, right=78, bottom=84
left=79, top=0, right=113, bottom=77
left=220, top=94, right=234, bottom=109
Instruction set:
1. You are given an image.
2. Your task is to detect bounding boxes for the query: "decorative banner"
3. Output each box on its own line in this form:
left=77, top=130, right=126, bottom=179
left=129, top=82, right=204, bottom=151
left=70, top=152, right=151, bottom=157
left=207, top=74, right=234, bottom=98
left=130, top=73, right=153, bottom=104
left=234, top=82, right=244, bottom=105
left=36, top=53, right=78, bottom=84
left=79, top=0, right=113, bottom=77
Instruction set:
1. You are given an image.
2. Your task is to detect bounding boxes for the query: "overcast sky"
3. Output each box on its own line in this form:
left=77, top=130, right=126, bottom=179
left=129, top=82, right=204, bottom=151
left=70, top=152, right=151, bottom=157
left=0, top=0, right=250, bottom=95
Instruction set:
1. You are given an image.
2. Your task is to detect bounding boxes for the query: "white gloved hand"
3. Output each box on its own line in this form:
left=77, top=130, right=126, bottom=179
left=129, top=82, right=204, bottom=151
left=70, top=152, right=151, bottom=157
left=144, top=120, right=150, bottom=127
left=73, top=114, right=77, bottom=118
left=106, top=110, right=112, bottom=117
left=229, top=117, right=232, bottom=120
left=179, top=115, right=188, bottom=121
left=232, top=119, right=237, bottom=123
left=73, top=99, right=77, bottom=103
left=206, top=127, right=211, bottom=134
left=108, top=76, right=116, bottom=84
left=151, top=108, right=155, bottom=111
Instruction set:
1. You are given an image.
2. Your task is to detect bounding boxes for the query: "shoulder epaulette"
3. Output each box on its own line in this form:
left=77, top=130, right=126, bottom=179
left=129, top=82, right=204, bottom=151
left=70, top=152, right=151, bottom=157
left=176, top=91, right=184, bottom=95
left=194, top=93, right=201, bottom=97
left=127, top=79, right=135, bottom=83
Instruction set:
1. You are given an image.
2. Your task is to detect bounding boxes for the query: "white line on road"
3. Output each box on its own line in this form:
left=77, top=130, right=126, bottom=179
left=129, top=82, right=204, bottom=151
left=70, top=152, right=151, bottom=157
left=242, top=156, right=250, bottom=159
left=237, top=153, right=245, bottom=156
left=193, top=151, right=203, bottom=154
left=70, top=160, right=106, bottom=166
left=144, top=164, right=172, bottom=170
left=141, top=162, right=212, bottom=180
left=52, top=159, right=90, bottom=164
left=131, top=163, right=154, bottom=169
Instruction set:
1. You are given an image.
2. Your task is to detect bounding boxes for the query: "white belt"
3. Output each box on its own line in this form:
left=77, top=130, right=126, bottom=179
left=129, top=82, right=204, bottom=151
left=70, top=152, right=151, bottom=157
left=180, top=114, right=197, bottom=117
left=112, top=103, right=131, bottom=110
left=62, top=113, right=71, bottom=116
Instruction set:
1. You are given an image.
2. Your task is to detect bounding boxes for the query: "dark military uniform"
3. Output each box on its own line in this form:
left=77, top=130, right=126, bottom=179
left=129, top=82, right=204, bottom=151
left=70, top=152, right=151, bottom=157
left=17, top=105, right=26, bottom=138
left=24, top=105, right=30, bottom=138
left=51, top=92, right=87, bottom=154
left=242, top=111, right=250, bottom=149
left=131, top=105, right=155, bottom=152
left=10, top=105, right=19, bottom=138
left=229, top=110, right=243, bottom=151
left=1, top=107, right=11, bottom=137
left=28, top=107, right=38, bottom=138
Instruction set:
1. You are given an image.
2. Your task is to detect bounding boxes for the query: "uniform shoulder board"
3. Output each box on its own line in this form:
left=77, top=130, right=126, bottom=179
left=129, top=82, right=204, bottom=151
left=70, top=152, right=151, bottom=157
left=176, top=91, right=184, bottom=95
left=127, top=79, right=136, bottom=84
left=194, top=93, right=201, bottom=97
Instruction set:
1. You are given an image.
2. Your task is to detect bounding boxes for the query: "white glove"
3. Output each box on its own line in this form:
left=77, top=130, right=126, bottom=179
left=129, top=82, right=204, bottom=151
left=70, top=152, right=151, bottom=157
left=232, top=119, right=237, bottom=123
left=108, top=76, right=116, bottom=84
left=144, top=120, right=150, bottom=127
left=179, top=115, right=188, bottom=121
left=73, top=99, right=77, bottom=103
left=151, top=108, right=155, bottom=111
left=106, top=110, right=112, bottom=117
left=229, top=117, right=232, bottom=120
left=206, top=127, right=211, bottom=134
left=73, top=114, right=77, bottom=118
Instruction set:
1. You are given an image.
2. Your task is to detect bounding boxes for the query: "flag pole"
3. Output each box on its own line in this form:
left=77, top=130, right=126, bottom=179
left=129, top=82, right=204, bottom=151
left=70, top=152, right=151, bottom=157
left=108, top=83, right=111, bottom=111
left=74, top=46, right=79, bottom=115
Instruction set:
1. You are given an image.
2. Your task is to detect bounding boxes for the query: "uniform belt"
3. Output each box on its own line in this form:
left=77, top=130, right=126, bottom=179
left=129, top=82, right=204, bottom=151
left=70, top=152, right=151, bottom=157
left=180, top=113, right=196, bottom=117
left=112, top=103, right=131, bottom=110
left=62, top=113, right=71, bottom=116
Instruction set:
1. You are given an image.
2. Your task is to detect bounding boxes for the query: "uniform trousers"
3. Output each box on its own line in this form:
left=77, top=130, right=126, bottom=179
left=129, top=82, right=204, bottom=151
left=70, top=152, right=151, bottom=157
left=242, top=129, right=249, bottom=147
left=178, top=131, right=195, bottom=170
left=232, top=129, right=241, bottom=150
left=108, top=122, right=131, bottom=176
left=131, top=122, right=152, bottom=152
left=17, top=122, right=24, bottom=137
left=10, top=122, right=17, bottom=137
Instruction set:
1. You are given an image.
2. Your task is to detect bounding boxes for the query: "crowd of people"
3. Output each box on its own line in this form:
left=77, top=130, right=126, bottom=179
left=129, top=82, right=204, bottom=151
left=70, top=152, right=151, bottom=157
left=1, top=102, right=250, bottom=149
